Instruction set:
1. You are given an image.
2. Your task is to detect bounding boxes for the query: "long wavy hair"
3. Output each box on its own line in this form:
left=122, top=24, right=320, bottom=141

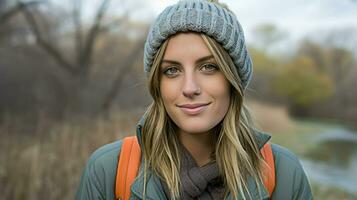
left=141, top=31, right=266, bottom=200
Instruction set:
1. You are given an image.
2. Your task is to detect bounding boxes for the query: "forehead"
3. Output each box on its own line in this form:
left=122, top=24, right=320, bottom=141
left=163, top=32, right=212, bottom=60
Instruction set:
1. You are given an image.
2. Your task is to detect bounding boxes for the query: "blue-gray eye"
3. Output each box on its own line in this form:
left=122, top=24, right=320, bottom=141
left=163, top=67, right=180, bottom=76
left=200, top=63, right=218, bottom=72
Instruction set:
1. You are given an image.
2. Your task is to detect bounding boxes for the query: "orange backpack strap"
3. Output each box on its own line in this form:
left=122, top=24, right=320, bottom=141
left=115, top=136, right=141, bottom=200
left=260, top=143, right=276, bottom=198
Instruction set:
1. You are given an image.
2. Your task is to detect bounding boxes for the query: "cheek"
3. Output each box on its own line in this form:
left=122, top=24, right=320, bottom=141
left=205, top=75, right=230, bottom=103
left=210, top=81, right=230, bottom=99
left=211, top=81, right=231, bottom=115
left=160, top=79, right=179, bottom=107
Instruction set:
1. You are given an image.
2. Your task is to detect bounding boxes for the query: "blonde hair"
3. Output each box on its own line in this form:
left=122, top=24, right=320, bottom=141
left=141, top=32, right=266, bottom=199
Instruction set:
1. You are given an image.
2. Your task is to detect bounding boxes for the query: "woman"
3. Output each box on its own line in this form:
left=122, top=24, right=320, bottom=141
left=76, top=0, right=313, bottom=199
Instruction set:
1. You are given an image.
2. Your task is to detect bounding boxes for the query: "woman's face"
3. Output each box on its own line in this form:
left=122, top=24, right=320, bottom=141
left=159, top=32, right=231, bottom=135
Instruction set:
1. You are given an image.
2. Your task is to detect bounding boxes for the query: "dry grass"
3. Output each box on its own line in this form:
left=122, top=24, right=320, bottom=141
left=0, top=111, right=141, bottom=200
left=246, top=99, right=295, bottom=133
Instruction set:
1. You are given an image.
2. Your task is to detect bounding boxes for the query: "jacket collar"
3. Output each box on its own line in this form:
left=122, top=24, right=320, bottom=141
left=133, top=114, right=271, bottom=199
left=132, top=114, right=168, bottom=199
left=131, top=170, right=167, bottom=199
left=135, top=113, right=146, bottom=149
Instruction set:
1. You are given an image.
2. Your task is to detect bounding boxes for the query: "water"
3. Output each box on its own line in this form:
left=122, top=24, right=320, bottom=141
left=301, top=127, right=357, bottom=194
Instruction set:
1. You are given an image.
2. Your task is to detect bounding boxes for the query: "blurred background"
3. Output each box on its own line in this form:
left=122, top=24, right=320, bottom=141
left=0, top=0, right=356, bottom=199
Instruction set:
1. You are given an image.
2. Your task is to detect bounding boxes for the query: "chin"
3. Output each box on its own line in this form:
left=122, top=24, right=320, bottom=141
left=166, top=108, right=224, bottom=135
left=177, top=120, right=217, bottom=135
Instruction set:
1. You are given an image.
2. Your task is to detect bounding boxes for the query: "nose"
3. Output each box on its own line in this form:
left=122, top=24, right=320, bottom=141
left=182, top=72, right=201, bottom=98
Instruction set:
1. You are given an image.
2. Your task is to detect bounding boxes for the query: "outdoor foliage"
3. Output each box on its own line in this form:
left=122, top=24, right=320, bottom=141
left=274, top=56, right=334, bottom=106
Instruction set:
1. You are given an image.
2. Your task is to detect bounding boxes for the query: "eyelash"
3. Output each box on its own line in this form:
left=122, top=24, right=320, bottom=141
left=200, top=63, right=218, bottom=72
left=162, top=63, right=218, bottom=77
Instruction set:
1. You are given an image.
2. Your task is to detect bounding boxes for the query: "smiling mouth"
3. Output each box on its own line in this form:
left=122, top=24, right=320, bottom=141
left=177, top=102, right=211, bottom=108
left=177, top=103, right=211, bottom=115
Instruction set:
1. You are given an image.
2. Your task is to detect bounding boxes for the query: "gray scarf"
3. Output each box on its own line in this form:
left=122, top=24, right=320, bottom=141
left=162, top=145, right=225, bottom=200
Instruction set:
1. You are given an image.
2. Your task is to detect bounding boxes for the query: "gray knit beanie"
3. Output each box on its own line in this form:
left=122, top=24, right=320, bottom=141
left=144, top=0, right=253, bottom=89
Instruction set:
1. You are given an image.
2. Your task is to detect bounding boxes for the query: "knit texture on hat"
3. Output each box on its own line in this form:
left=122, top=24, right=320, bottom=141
left=143, top=0, right=253, bottom=89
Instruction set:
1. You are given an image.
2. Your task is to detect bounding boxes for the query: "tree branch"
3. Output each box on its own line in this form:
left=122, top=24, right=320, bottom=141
left=99, top=12, right=129, bottom=33
left=72, top=0, right=83, bottom=66
left=0, top=1, right=39, bottom=25
left=18, top=1, right=78, bottom=76
left=79, top=0, right=111, bottom=75
left=98, top=37, right=145, bottom=115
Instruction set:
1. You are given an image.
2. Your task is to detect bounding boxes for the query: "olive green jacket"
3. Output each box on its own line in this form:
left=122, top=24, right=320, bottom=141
left=76, top=117, right=313, bottom=200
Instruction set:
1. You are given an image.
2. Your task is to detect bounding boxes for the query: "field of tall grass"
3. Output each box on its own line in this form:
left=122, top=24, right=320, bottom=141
left=0, top=111, right=140, bottom=200
left=0, top=102, right=356, bottom=199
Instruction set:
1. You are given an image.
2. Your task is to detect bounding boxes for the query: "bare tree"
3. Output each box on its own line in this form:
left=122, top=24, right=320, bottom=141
left=0, top=1, right=38, bottom=25
left=18, top=0, right=111, bottom=77
left=15, top=0, right=147, bottom=116
left=99, top=36, right=146, bottom=115
left=0, top=1, right=40, bottom=41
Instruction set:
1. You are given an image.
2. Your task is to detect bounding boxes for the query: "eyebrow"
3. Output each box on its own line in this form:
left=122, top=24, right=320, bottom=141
left=161, top=55, right=214, bottom=65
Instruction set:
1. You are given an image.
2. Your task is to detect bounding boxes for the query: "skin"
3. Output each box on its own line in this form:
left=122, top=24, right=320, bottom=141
left=159, top=32, right=231, bottom=166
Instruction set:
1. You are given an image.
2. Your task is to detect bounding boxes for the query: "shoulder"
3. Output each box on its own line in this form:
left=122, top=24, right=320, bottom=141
left=269, top=143, right=313, bottom=200
left=84, top=140, right=123, bottom=185
left=271, top=143, right=302, bottom=166
left=270, top=143, right=306, bottom=181
left=75, top=140, right=123, bottom=200
left=87, top=140, right=123, bottom=169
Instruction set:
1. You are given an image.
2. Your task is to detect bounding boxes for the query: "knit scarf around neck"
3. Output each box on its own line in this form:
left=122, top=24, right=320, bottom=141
left=162, top=145, right=225, bottom=200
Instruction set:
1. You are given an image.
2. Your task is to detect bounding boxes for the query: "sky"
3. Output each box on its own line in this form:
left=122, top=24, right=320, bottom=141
left=44, top=0, right=357, bottom=53
left=146, top=0, right=357, bottom=47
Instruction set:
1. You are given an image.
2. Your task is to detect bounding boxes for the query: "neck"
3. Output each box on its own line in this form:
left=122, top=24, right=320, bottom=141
left=179, top=130, right=217, bottom=167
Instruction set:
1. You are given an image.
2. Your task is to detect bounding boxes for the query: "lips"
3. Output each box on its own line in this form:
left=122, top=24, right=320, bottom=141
left=178, top=103, right=210, bottom=108
left=177, top=102, right=211, bottom=115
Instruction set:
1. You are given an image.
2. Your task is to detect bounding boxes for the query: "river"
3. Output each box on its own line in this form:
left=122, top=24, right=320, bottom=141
left=301, top=126, right=357, bottom=194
